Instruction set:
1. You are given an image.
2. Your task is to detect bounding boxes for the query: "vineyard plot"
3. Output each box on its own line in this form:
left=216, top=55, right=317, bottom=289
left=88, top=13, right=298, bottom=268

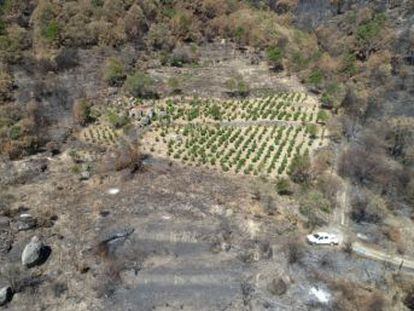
left=148, top=92, right=322, bottom=124
left=141, top=94, right=328, bottom=178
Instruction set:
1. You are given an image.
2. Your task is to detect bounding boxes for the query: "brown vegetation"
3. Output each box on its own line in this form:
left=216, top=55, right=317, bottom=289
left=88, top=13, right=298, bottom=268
left=72, top=100, right=93, bottom=127
left=100, top=143, right=144, bottom=173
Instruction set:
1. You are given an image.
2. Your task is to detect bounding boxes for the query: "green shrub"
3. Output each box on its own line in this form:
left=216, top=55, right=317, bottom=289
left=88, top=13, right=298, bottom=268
left=341, top=52, right=358, bottom=76
left=73, top=100, right=95, bottom=126
left=208, top=104, right=221, bottom=120
left=9, top=125, right=21, bottom=140
left=356, top=13, right=386, bottom=45
left=300, top=190, right=331, bottom=215
left=225, top=74, right=249, bottom=97
left=307, top=69, right=324, bottom=86
left=168, top=46, right=198, bottom=67
left=306, top=124, right=318, bottom=139
left=317, top=110, right=329, bottom=123
left=42, top=19, right=59, bottom=42
left=124, top=72, right=156, bottom=98
left=103, top=58, right=125, bottom=86
left=289, top=151, right=311, bottom=184
left=276, top=178, right=292, bottom=195
left=266, top=46, right=284, bottom=71
left=91, top=0, right=104, bottom=7
left=0, top=69, right=13, bottom=101
left=107, top=111, right=129, bottom=128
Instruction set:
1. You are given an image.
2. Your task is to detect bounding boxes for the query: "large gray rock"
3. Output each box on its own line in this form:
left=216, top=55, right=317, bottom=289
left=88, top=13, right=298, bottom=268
left=21, top=236, right=43, bottom=267
left=0, top=286, right=12, bottom=305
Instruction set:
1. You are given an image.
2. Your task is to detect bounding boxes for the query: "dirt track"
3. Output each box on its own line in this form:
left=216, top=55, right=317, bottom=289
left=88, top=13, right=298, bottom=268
left=334, top=179, right=414, bottom=273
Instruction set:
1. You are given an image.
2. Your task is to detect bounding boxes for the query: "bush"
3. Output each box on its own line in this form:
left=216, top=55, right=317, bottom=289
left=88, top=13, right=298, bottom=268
left=289, top=151, right=311, bottom=184
left=266, top=46, right=284, bottom=71
left=103, top=58, right=125, bottom=87
left=167, top=77, right=182, bottom=94
left=42, top=19, right=59, bottom=43
left=123, top=72, right=156, bottom=98
left=306, top=124, right=318, bottom=139
left=9, top=125, right=21, bottom=140
left=73, top=100, right=94, bottom=126
left=341, top=52, right=358, bottom=76
left=317, top=110, right=329, bottom=123
left=285, top=239, right=304, bottom=264
left=107, top=111, right=129, bottom=129
left=350, top=190, right=383, bottom=224
left=307, top=69, right=324, bottom=86
left=300, top=190, right=332, bottom=215
left=168, top=46, right=198, bottom=67
left=225, top=74, right=249, bottom=97
left=0, top=70, right=14, bottom=102
left=356, top=13, right=386, bottom=53
left=146, top=23, right=175, bottom=51
left=276, top=178, right=292, bottom=195
left=102, top=144, right=143, bottom=173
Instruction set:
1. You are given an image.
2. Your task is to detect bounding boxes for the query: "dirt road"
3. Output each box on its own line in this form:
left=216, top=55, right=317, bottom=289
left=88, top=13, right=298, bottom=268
left=334, top=180, right=414, bottom=273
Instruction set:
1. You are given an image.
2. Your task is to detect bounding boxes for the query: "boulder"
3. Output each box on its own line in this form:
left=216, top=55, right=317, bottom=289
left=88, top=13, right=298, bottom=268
left=15, top=214, right=37, bottom=231
left=0, top=286, right=12, bottom=305
left=21, top=236, right=44, bottom=267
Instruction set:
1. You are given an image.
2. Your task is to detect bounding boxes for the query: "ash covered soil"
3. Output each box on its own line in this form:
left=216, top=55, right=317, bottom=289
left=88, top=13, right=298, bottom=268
left=0, top=152, right=403, bottom=311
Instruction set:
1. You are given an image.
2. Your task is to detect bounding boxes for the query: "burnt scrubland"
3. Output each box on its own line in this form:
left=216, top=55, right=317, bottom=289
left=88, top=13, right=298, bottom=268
left=0, top=0, right=413, bottom=310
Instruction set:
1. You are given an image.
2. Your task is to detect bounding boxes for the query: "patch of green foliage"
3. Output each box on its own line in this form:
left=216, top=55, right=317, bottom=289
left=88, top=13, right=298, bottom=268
left=42, top=19, right=59, bottom=42
left=300, top=190, right=331, bottom=215
left=276, top=178, right=292, bottom=195
left=305, top=124, right=318, bottom=139
left=104, top=58, right=125, bottom=86
left=74, top=100, right=95, bottom=126
left=317, top=110, right=329, bottom=123
left=266, top=46, right=283, bottom=63
left=289, top=150, right=311, bottom=184
left=321, top=83, right=345, bottom=109
left=307, top=69, right=324, bottom=86
left=107, top=111, right=129, bottom=129
left=341, top=52, right=358, bottom=76
left=208, top=104, right=221, bottom=120
left=9, top=125, right=21, bottom=140
left=91, top=0, right=104, bottom=8
left=356, top=13, right=386, bottom=45
left=226, top=75, right=249, bottom=97
left=124, top=72, right=156, bottom=98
